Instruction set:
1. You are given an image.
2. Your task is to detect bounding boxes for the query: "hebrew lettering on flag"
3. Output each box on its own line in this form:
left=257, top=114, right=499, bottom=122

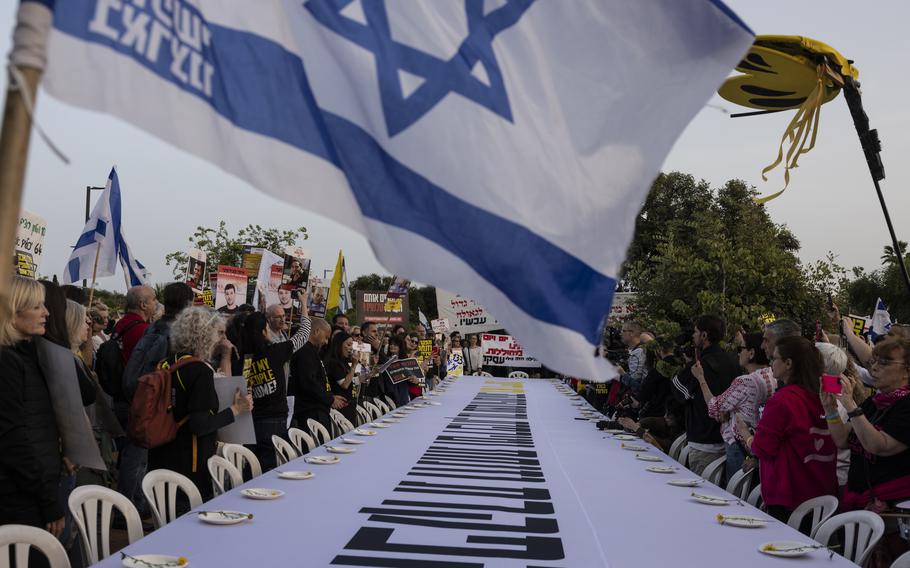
left=25, top=0, right=752, bottom=379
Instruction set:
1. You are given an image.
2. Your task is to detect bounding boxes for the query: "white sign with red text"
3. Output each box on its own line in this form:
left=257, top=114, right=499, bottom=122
left=481, top=334, right=540, bottom=368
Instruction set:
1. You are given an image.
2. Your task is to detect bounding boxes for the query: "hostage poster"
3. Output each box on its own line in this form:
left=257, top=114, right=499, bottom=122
left=481, top=334, right=540, bottom=368
left=14, top=210, right=47, bottom=279
left=215, top=265, right=248, bottom=315
left=436, top=288, right=499, bottom=334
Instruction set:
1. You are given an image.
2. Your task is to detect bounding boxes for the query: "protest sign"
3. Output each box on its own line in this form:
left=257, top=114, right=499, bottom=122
left=357, top=290, right=409, bottom=324
left=352, top=340, right=372, bottom=366
left=431, top=318, right=451, bottom=334
left=213, top=376, right=255, bottom=445
left=436, top=289, right=499, bottom=334
left=193, top=289, right=214, bottom=308
left=607, top=292, right=638, bottom=322
left=481, top=334, right=541, bottom=368
left=282, top=246, right=311, bottom=289
left=308, top=276, right=328, bottom=318
left=215, top=265, right=248, bottom=313
left=252, top=249, right=284, bottom=311
left=418, top=339, right=434, bottom=363
left=447, top=348, right=465, bottom=376
left=386, top=275, right=410, bottom=299
left=385, top=357, right=424, bottom=385
left=847, top=314, right=871, bottom=336
left=185, top=248, right=207, bottom=293
left=241, top=245, right=263, bottom=277
left=14, top=210, right=47, bottom=278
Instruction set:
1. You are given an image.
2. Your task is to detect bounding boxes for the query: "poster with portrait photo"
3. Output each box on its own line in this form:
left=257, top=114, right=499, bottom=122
left=386, top=275, right=410, bottom=299
left=308, top=276, right=328, bottom=318
left=184, top=249, right=207, bottom=293
left=282, top=246, right=311, bottom=290
left=215, top=265, right=248, bottom=315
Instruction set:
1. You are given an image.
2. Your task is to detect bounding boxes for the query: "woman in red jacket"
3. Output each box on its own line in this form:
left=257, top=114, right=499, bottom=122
left=738, top=336, right=837, bottom=523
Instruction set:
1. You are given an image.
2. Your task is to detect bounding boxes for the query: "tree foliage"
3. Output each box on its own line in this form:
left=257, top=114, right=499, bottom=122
left=165, top=221, right=307, bottom=279
left=842, top=245, right=910, bottom=322
left=623, top=173, right=835, bottom=336
left=348, top=273, right=437, bottom=326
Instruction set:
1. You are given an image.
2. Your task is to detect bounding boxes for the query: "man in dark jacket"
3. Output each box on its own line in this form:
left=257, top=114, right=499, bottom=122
left=290, top=318, right=346, bottom=433
left=671, top=315, right=739, bottom=475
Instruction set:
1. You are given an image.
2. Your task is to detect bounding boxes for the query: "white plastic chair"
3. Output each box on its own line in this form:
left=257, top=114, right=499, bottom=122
left=0, top=524, right=71, bottom=568
left=355, top=404, right=371, bottom=426
left=382, top=395, right=397, bottom=410
left=271, top=435, right=299, bottom=466
left=701, top=456, right=726, bottom=486
left=668, top=434, right=687, bottom=460
left=288, top=427, right=316, bottom=455
left=142, top=469, right=203, bottom=529
left=508, top=370, right=529, bottom=378
left=363, top=401, right=383, bottom=420
left=891, top=549, right=910, bottom=568
left=787, top=495, right=839, bottom=538
left=68, top=485, right=143, bottom=565
left=222, top=443, right=263, bottom=481
left=814, top=510, right=885, bottom=566
left=330, top=409, right=355, bottom=434
left=374, top=399, right=391, bottom=415
left=207, top=455, right=243, bottom=496
left=725, top=468, right=755, bottom=501
left=479, top=371, right=493, bottom=377
left=676, top=444, right=690, bottom=468
left=307, top=418, right=332, bottom=445
left=746, top=484, right=763, bottom=508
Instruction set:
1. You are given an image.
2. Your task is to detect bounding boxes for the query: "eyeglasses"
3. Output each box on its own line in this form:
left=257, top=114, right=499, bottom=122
left=869, top=357, right=907, bottom=367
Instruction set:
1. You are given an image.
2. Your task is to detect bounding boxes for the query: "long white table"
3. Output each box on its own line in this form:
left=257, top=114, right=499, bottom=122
left=96, top=377, right=855, bottom=567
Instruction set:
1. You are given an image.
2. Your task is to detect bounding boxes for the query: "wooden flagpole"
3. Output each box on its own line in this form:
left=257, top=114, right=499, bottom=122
left=0, top=66, right=41, bottom=328
left=86, top=241, right=102, bottom=308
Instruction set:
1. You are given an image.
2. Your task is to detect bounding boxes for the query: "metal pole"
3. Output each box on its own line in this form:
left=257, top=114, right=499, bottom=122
left=83, top=185, right=105, bottom=288
left=841, top=77, right=910, bottom=297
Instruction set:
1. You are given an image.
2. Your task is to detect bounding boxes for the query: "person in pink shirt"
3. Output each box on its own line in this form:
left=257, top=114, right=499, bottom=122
left=738, top=336, right=837, bottom=523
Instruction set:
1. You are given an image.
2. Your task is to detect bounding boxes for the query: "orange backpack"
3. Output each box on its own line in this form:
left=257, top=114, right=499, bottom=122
left=128, top=357, right=200, bottom=449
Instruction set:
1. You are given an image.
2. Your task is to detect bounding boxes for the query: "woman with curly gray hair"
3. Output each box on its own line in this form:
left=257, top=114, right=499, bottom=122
left=148, top=307, right=253, bottom=499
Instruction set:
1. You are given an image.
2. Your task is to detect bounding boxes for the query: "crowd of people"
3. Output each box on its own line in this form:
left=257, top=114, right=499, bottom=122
left=580, top=313, right=910, bottom=563
left=0, top=277, right=475, bottom=566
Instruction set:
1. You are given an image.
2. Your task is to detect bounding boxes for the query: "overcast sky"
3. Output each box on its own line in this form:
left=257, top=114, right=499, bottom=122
left=4, top=1, right=908, bottom=291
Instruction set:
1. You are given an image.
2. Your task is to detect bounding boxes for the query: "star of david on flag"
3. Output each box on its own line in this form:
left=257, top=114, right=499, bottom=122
left=25, top=0, right=753, bottom=379
left=306, top=0, right=532, bottom=136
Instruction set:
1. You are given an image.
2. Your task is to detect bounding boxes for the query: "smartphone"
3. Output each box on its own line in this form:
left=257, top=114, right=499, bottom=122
left=821, top=374, right=842, bottom=394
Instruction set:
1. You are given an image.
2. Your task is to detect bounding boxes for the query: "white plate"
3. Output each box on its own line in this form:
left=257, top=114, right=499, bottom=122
left=392, top=413, right=409, bottom=418
left=305, top=455, right=341, bottom=465
left=240, top=488, right=284, bottom=500
left=197, top=511, right=251, bottom=525
left=380, top=418, right=401, bottom=423
left=370, top=423, right=391, bottom=428
left=326, top=445, right=355, bottom=454
left=635, top=454, right=663, bottom=462
left=277, top=470, right=314, bottom=480
left=758, top=541, right=818, bottom=557
left=122, top=554, right=187, bottom=568
left=620, top=444, right=648, bottom=451
left=341, top=437, right=365, bottom=445
left=718, top=515, right=767, bottom=528
left=611, top=435, right=637, bottom=441
left=646, top=466, right=677, bottom=474
left=427, top=401, right=442, bottom=405
left=572, top=402, right=586, bottom=406
left=602, top=429, right=625, bottom=434
left=667, top=479, right=704, bottom=487
left=354, top=429, right=377, bottom=436
left=690, top=492, right=733, bottom=506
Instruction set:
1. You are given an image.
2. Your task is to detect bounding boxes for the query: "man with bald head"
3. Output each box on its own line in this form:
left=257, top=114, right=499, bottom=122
left=290, top=317, right=347, bottom=432
left=265, top=304, right=289, bottom=343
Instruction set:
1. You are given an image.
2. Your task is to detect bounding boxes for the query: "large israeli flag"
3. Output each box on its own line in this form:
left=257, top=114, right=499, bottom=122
left=63, top=167, right=150, bottom=286
left=22, top=0, right=752, bottom=378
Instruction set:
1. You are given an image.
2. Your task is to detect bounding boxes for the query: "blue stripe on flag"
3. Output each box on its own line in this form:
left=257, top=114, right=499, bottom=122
left=50, top=2, right=651, bottom=342
left=67, top=257, right=81, bottom=283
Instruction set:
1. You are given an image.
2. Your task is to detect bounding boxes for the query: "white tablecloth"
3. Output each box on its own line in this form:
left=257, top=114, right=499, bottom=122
left=95, top=377, right=855, bottom=567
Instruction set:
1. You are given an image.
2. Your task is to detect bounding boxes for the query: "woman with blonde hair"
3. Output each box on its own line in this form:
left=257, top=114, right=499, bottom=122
left=816, top=342, right=868, bottom=487
left=0, top=276, right=66, bottom=544
left=148, top=307, right=253, bottom=499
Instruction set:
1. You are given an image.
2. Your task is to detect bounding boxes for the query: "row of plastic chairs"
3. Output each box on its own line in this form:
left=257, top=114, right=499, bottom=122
left=467, top=371, right=529, bottom=378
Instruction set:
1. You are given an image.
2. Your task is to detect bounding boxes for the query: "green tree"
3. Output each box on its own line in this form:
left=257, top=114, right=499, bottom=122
left=624, top=173, right=833, bottom=337
left=842, top=244, right=910, bottom=322
left=165, top=221, right=307, bottom=279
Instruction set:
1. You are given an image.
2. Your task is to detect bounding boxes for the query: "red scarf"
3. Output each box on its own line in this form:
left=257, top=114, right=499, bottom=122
left=871, top=384, right=910, bottom=410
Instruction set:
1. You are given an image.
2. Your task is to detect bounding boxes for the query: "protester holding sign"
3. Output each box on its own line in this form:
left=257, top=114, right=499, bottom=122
left=290, top=318, right=347, bottom=434
left=324, top=331, right=366, bottom=425
left=239, top=292, right=311, bottom=471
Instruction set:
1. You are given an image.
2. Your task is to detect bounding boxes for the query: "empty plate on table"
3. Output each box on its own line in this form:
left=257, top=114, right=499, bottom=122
left=717, top=514, right=767, bottom=528
left=392, top=413, right=409, bottom=418
left=277, top=470, right=314, bottom=480
left=667, top=479, right=704, bottom=487
left=646, top=466, right=677, bottom=474
left=369, top=423, right=391, bottom=429
left=621, top=444, right=648, bottom=451
left=758, top=541, right=820, bottom=557
left=690, top=492, right=735, bottom=506
left=635, top=454, right=662, bottom=462
left=427, top=401, right=442, bottom=405
left=122, top=554, right=188, bottom=568
left=602, top=429, right=625, bottom=434
left=241, top=488, right=284, bottom=500
left=354, top=429, right=377, bottom=436
left=306, top=455, right=341, bottom=465
left=326, top=445, right=355, bottom=454
left=340, top=437, right=365, bottom=445
left=197, top=510, right=252, bottom=525
left=611, top=435, right=637, bottom=441
left=380, top=418, right=401, bottom=423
